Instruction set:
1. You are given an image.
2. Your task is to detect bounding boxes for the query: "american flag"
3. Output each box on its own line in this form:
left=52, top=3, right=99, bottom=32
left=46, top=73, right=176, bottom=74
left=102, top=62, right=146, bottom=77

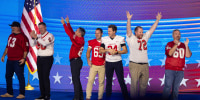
left=20, top=0, right=43, bottom=74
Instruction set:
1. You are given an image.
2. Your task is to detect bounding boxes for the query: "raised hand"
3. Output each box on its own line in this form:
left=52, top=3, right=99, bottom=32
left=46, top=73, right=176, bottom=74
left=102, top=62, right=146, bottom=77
left=184, top=38, right=189, bottom=46
left=61, top=17, right=65, bottom=24
left=65, top=16, right=69, bottom=23
left=126, top=11, right=133, bottom=20
left=30, top=30, right=37, bottom=39
left=156, top=12, right=162, bottom=20
left=174, top=39, right=179, bottom=45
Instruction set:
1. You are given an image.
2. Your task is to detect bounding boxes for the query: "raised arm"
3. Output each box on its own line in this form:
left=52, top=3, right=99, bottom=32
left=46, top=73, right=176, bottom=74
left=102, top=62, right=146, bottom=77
left=168, top=40, right=179, bottom=56
left=148, top=12, right=162, bottom=37
left=184, top=38, right=192, bottom=58
left=61, top=16, right=74, bottom=37
left=126, top=11, right=133, bottom=37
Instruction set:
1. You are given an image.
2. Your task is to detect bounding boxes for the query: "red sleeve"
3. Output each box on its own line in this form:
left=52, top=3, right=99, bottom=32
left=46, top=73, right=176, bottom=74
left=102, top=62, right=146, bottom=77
left=63, top=23, right=75, bottom=38
left=6, top=35, right=11, bottom=48
left=21, top=34, right=29, bottom=52
left=165, top=42, right=172, bottom=56
left=67, top=23, right=74, bottom=33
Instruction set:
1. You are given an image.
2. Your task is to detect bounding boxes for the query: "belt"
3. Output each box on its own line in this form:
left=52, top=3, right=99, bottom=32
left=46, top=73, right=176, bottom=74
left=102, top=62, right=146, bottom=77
left=129, top=61, right=148, bottom=65
left=70, top=57, right=81, bottom=62
left=38, top=56, right=53, bottom=58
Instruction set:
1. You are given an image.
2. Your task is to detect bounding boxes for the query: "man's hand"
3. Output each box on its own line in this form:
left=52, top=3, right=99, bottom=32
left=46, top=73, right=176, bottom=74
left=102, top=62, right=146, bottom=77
left=30, top=30, right=37, bottom=39
left=1, top=56, right=5, bottom=62
left=61, top=17, right=65, bottom=24
left=156, top=12, right=162, bottom=21
left=65, top=16, right=69, bottom=23
left=19, top=59, right=25, bottom=65
left=174, top=39, right=179, bottom=45
left=109, top=49, right=117, bottom=55
left=184, top=38, right=189, bottom=46
left=87, top=60, right=92, bottom=67
left=126, top=11, right=133, bottom=20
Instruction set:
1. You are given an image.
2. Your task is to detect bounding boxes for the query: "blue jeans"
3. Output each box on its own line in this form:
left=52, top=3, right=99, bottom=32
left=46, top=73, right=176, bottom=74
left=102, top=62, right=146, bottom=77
left=6, top=60, right=25, bottom=95
left=162, top=70, right=184, bottom=100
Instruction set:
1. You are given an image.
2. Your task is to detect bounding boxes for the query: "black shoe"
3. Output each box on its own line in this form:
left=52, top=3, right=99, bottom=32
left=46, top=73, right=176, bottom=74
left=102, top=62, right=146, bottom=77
left=44, top=96, right=51, bottom=100
left=35, top=96, right=45, bottom=100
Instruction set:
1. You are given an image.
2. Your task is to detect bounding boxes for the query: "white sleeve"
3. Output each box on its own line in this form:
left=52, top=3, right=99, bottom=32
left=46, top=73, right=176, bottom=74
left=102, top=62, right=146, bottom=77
left=37, top=34, right=55, bottom=46
left=120, top=37, right=125, bottom=44
left=143, top=31, right=151, bottom=40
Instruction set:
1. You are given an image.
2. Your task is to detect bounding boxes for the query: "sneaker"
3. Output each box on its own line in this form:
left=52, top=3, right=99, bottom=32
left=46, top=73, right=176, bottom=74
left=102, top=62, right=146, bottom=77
left=16, top=94, right=25, bottom=99
left=35, top=96, right=45, bottom=100
left=0, top=93, right=14, bottom=97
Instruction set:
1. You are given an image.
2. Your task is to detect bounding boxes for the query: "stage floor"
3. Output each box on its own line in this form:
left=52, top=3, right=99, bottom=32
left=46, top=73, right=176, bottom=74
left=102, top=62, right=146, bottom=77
left=0, top=86, right=200, bottom=100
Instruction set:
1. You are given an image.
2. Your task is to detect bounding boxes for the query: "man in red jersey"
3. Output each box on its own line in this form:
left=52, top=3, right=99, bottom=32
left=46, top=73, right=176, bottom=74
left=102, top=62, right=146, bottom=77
left=162, top=29, right=192, bottom=100
left=0, top=21, right=29, bottom=99
left=61, top=16, right=85, bottom=100
left=86, top=28, right=105, bottom=100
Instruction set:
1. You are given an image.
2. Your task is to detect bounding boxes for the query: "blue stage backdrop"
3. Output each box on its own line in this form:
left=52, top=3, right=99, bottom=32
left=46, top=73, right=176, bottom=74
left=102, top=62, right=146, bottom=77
left=0, top=0, right=200, bottom=92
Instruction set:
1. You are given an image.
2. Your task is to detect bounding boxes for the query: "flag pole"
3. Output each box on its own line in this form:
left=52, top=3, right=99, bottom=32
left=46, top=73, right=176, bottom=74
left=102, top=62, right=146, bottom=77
left=25, top=0, right=37, bottom=90
left=25, top=71, right=34, bottom=90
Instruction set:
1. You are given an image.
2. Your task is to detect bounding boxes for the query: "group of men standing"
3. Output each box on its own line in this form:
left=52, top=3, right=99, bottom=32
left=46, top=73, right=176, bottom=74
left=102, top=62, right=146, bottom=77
left=0, top=11, right=192, bottom=100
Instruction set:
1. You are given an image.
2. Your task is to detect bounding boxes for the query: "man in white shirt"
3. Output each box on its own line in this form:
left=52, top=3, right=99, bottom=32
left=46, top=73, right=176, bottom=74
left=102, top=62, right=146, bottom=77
left=99, top=25, right=129, bottom=100
left=126, top=11, right=162, bottom=99
left=30, top=22, right=54, bottom=100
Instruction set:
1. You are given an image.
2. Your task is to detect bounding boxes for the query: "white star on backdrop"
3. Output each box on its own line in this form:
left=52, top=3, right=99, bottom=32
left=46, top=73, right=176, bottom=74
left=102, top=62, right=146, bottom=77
left=124, top=74, right=131, bottom=85
left=159, top=75, right=165, bottom=86
left=86, top=77, right=98, bottom=85
left=196, top=60, right=200, bottom=68
left=184, top=60, right=189, bottom=68
left=159, top=56, right=166, bottom=67
left=68, top=76, right=73, bottom=84
left=53, top=72, right=63, bottom=84
left=148, top=78, right=152, bottom=86
left=32, top=72, right=39, bottom=81
left=148, top=59, right=152, bottom=67
left=180, top=78, right=189, bottom=87
left=195, top=79, right=200, bottom=87
left=54, top=53, right=62, bottom=64
left=123, top=56, right=129, bottom=66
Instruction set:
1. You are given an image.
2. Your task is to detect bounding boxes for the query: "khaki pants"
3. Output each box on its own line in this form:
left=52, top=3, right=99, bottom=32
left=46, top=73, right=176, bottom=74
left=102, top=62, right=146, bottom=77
left=86, top=65, right=105, bottom=99
left=129, top=62, right=149, bottom=99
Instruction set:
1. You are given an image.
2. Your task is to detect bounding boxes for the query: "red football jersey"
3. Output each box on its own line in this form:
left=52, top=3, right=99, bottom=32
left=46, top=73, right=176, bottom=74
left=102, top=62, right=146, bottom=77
left=63, top=23, right=84, bottom=60
left=165, top=41, right=186, bottom=71
left=88, top=39, right=105, bottom=66
left=6, top=33, right=29, bottom=60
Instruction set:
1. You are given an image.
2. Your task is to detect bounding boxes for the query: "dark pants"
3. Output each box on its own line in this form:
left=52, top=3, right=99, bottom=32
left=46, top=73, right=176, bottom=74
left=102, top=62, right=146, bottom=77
left=37, top=56, right=53, bottom=97
left=6, top=60, right=25, bottom=95
left=70, top=58, right=83, bottom=100
left=105, top=61, right=129, bottom=100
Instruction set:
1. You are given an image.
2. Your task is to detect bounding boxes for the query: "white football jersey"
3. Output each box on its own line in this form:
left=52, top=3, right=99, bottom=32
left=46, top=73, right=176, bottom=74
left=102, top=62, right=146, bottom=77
left=30, top=31, right=54, bottom=56
left=102, top=35, right=125, bottom=62
left=126, top=31, right=150, bottom=63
